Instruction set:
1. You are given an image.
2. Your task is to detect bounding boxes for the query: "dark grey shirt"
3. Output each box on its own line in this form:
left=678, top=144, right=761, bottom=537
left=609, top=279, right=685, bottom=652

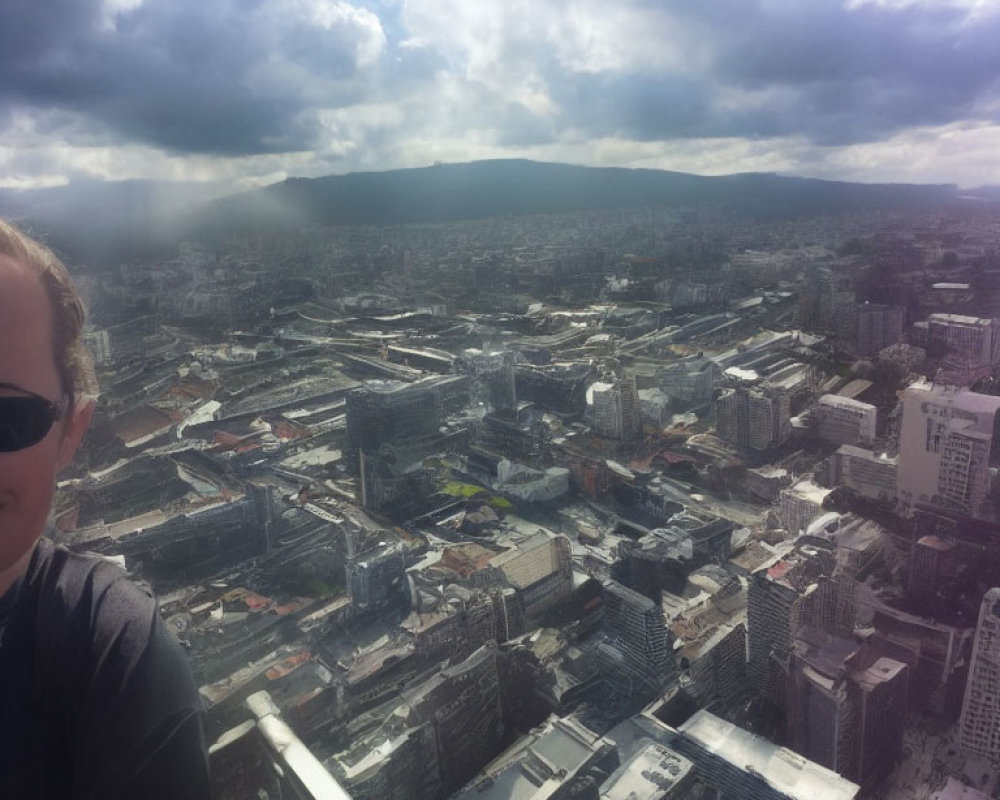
left=0, top=537, right=211, bottom=799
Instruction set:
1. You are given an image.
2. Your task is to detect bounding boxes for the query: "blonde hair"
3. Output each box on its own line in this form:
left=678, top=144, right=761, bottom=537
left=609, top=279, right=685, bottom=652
left=0, top=219, right=98, bottom=403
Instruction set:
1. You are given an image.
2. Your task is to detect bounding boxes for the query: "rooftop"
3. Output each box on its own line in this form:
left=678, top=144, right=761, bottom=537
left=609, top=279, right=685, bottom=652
left=677, top=710, right=860, bottom=800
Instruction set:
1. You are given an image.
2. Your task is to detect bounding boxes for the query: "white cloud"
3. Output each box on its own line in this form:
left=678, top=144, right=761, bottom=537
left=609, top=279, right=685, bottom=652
left=804, top=120, right=1000, bottom=185
left=551, top=2, right=706, bottom=74
left=844, top=0, right=1000, bottom=21
left=99, top=0, right=145, bottom=32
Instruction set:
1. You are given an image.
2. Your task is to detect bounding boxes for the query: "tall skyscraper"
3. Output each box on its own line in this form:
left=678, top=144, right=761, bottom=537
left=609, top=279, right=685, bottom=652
left=896, top=381, right=1000, bottom=521
left=958, top=588, right=1000, bottom=766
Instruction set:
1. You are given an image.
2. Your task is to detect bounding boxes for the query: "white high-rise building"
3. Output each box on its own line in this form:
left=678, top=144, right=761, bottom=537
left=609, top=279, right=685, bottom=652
left=959, top=588, right=1000, bottom=765
left=815, top=395, right=877, bottom=446
left=592, top=376, right=641, bottom=440
left=896, top=381, right=1000, bottom=520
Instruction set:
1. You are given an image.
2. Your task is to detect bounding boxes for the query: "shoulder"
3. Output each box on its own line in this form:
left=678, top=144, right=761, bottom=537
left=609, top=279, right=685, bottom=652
left=27, top=537, right=159, bottom=667
left=24, top=539, right=211, bottom=799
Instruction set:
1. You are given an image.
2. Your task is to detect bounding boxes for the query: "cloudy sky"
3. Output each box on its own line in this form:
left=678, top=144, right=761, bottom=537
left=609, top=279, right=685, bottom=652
left=3, top=0, right=1000, bottom=190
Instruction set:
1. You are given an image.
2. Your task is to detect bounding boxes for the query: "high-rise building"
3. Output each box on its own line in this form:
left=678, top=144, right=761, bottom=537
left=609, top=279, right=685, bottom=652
left=779, top=477, right=832, bottom=536
left=346, top=542, right=408, bottom=612
left=906, top=534, right=960, bottom=613
left=456, top=715, right=620, bottom=800
left=327, top=644, right=505, bottom=800
left=346, top=379, right=442, bottom=461
left=851, top=654, right=909, bottom=791
left=787, top=625, right=908, bottom=792
left=600, top=741, right=695, bottom=800
left=958, top=588, right=1000, bottom=765
left=455, top=349, right=517, bottom=412
left=870, top=600, right=974, bottom=719
left=815, top=395, right=877, bottom=447
left=828, top=445, right=898, bottom=503
left=747, top=542, right=856, bottom=707
left=896, top=380, right=1000, bottom=521
left=927, top=314, right=996, bottom=367
left=799, top=265, right=856, bottom=341
left=855, top=302, right=903, bottom=358
left=600, top=579, right=675, bottom=690
left=490, top=531, right=573, bottom=617
left=715, top=385, right=791, bottom=452
left=592, top=376, right=642, bottom=440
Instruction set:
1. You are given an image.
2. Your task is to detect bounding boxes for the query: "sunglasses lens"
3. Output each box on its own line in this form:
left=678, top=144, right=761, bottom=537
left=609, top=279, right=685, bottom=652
left=0, top=397, right=57, bottom=452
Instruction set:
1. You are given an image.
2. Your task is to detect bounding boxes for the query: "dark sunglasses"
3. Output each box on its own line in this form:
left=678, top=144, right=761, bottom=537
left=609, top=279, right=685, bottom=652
left=0, top=386, right=68, bottom=453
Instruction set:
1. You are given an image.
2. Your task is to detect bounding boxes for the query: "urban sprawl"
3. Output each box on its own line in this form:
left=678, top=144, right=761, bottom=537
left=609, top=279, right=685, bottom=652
left=49, top=205, right=1000, bottom=800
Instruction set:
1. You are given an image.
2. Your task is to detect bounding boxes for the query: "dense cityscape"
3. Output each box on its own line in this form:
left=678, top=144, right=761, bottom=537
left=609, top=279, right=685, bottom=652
left=18, top=190, right=1000, bottom=800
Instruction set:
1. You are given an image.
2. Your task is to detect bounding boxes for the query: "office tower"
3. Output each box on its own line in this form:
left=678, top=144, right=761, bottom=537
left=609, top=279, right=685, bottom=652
left=799, top=266, right=856, bottom=340
left=927, top=314, right=996, bottom=367
left=788, top=626, right=908, bottom=792
left=601, top=741, right=695, bottom=800
left=896, top=380, right=1000, bottom=520
left=455, top=349, right=517, bottom=412
left=747, top=542, right=856, bottom=707
left=958, top=588, right=1000, bottom=765
left=815, top=395, right=877, bottom=446
left=828, top=445, right=898, bottom=503
left=346, top=379, right=441, bottom=460
left=855, top=302, right=903, bottom=357
left=456, top=715, right=620, bottom=800
left=600, top=579, right=675, bottom=689
left=906, top=534, right=960, bottom=613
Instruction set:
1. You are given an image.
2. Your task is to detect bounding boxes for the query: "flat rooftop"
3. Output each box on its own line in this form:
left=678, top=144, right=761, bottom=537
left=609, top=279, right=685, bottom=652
left=678, top=710, right=859, bottom=800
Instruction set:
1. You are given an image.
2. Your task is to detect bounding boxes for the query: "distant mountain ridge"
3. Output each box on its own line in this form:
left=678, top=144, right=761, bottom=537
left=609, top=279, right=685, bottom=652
left=0, top=160, right=982, bottom=263
left=200, top=159, right=962, bottom=233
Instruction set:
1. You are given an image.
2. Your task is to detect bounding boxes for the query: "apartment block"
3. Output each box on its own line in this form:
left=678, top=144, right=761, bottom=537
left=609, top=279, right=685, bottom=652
left=592, top=375, right=642, bottom=440
left=716, top=385, right=791, bottom=452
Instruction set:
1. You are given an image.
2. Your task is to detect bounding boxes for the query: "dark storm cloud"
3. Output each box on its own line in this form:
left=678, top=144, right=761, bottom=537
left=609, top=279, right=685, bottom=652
left=0, top=0, right=384, bottom=156
left=3, top=0, right=1000, bottom=170
left=705, top=1, right=1000, bottom=142
left=544, top=0, right=1000, bottom=147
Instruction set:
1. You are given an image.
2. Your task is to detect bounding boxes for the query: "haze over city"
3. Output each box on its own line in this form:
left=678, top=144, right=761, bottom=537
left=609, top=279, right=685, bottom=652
left=5, top=0, right=1000, bottom=189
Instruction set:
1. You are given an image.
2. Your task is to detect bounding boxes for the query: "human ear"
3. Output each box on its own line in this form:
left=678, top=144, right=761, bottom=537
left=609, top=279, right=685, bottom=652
left=57, top=397, right=95, bottom=472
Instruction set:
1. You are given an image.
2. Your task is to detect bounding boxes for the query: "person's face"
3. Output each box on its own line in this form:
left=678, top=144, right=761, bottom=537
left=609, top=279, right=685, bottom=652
left=0, top=255, right=92, bottom=582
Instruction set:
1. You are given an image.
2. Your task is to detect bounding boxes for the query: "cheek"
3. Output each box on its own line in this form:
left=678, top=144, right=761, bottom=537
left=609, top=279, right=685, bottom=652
left=0, top=447, right=59, bottom=570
